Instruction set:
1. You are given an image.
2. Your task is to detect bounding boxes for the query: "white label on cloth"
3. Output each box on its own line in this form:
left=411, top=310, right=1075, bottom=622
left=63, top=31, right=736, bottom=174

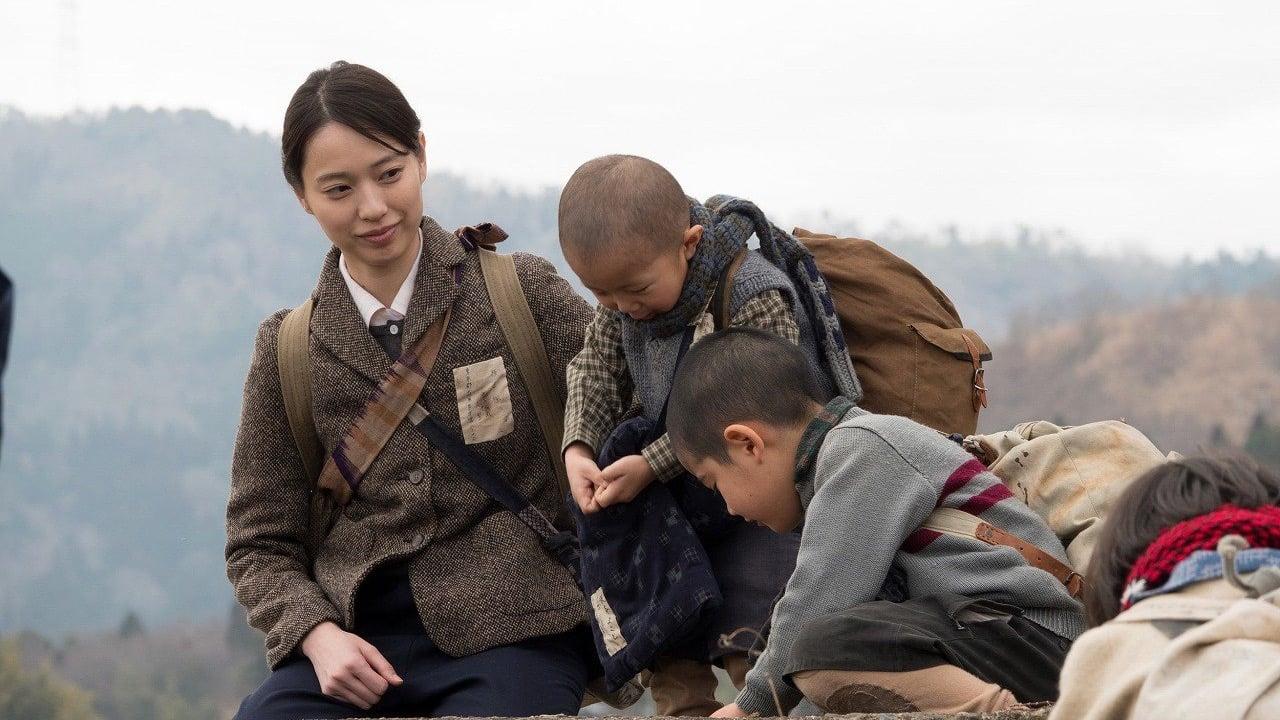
left=591, top=588, right=628, bottom=656
left=452, top=356, right=515, bottom=445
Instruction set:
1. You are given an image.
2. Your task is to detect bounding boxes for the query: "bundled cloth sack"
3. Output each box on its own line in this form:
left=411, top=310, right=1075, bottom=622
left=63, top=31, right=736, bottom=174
left=962, top=420, right=1175, bottom=573
left=571, top=412, right=725, bottom=693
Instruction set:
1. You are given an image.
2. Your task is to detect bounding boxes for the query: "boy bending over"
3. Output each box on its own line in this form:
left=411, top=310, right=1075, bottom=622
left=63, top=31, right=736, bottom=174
left=667, top=328, right=1085, bottom=716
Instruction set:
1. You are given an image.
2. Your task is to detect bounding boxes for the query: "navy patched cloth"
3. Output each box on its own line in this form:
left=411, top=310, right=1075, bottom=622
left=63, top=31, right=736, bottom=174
left=573, top=415, right=725, bottom=691
left=574, top=413, right=802, bottom=690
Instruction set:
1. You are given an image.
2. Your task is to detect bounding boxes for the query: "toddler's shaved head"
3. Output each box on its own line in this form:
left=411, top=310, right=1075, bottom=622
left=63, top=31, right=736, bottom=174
left=558, top=154, right=690, bottom=261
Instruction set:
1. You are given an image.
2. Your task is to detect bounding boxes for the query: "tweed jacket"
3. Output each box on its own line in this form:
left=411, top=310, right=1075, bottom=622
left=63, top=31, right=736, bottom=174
left=226, top=216, right=592, bottom=669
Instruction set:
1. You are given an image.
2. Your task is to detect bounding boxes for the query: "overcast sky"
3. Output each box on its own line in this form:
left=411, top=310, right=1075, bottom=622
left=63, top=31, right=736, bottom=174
left=3, top=1, right=1278, bottom=259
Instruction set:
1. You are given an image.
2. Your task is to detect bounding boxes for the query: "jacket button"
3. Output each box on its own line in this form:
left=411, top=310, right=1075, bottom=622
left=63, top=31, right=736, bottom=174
left=407, top=469, right=424, bottom=485
left=405, top=532, right=425, bottom=546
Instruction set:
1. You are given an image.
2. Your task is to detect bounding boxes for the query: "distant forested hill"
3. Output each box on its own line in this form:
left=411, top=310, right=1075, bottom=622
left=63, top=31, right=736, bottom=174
left=981, top=290, right=1280, bottom=452
left=0, top=106, right=1275, bottom=635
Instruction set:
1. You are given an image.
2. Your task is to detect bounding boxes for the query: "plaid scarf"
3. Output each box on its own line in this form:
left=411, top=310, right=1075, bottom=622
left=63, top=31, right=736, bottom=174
left=315, top=308, right=452, bottom=506
left=794, top=395, right=856, bottom=486
left=1121, top=504, right=1280, bottom=610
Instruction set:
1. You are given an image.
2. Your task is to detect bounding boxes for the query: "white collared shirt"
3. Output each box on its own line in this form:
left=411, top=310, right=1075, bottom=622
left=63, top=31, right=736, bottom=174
left=338, top=227, right=424, bottom=327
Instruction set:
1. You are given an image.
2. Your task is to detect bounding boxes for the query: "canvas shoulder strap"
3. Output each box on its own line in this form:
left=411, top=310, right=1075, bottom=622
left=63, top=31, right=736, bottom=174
left=475, top=244, right=571, bottom=503
left=922, top=507, right=1084, bottom=597
left=278, top=299, right=323, bottom=483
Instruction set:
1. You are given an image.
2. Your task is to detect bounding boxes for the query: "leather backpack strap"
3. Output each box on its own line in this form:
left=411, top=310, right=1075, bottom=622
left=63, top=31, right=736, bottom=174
left=711, top=249, right=749, bottom=330
left=277, top=299, right=324, bottom=483
left=922, top=507, right=1084, bottom=598
left=960, top=332, right=989, bottom=411
left=474, top=243, right=571, bottom=505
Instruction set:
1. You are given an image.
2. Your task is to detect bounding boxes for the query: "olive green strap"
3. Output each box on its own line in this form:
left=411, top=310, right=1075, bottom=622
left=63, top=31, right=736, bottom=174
left=277, top=299, right=323, bottom=483
left=476, top=247, right=571, bottom=503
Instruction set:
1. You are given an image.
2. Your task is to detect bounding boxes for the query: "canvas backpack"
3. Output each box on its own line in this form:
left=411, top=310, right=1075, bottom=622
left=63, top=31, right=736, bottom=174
left=959, top=420, right=1177, bottom=574
left=706, top=197, right=991, bottom=436
left=912, top=420, right=1174, bottom=599
left=792, top=228, right=991, bottom=436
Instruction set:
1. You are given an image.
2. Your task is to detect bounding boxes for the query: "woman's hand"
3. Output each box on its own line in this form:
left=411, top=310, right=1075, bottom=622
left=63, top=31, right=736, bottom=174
left=594, top=454, right=656, bottom=508
left=712, top=702, right=749, bottom=717
left=301, top=621, right=403, bottom=709
left=565, top=442, right=607, bottom=513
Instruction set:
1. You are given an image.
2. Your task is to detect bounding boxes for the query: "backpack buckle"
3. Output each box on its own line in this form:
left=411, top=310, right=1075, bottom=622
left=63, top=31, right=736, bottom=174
left=972, top=366, right=988, bottom=410
left=1065, top=571, right=1085, bottom=598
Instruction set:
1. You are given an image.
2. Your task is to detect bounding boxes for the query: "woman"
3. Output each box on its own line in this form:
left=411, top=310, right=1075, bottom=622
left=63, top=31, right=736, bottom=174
left=226, top=61, right=594, bottom=718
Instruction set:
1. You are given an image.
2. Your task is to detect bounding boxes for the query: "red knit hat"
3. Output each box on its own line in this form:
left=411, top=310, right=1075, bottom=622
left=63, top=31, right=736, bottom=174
left=1121, top=504, right=1280, bottom=610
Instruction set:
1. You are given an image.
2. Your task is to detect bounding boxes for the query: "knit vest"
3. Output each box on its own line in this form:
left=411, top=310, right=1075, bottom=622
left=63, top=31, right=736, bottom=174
left=620, top=250, right=836, bottom=421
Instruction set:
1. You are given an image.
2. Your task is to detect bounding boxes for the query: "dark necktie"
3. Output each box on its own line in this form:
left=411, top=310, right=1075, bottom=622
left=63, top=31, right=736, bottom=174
left=368, top=307, right=404, bottom=360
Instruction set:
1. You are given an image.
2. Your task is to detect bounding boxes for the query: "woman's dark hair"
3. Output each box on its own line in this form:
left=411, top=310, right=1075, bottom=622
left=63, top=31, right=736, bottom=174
left=1084, top=454, right=1280, bottom=625
left=281, top=61, right=421, bottom=191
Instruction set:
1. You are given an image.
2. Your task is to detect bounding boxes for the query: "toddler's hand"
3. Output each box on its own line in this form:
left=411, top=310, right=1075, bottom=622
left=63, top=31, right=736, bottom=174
left=564, top=442, right=606, bottom=513
left=594, top=454, right=656, bottom=508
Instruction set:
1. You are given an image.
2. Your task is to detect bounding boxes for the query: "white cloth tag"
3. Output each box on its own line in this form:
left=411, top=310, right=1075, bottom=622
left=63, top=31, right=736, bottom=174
left=692, top=311, right=715, bottom=342
left=591, top=588, right=628, bottom=656
left=452, top=356, right=515, bottom=445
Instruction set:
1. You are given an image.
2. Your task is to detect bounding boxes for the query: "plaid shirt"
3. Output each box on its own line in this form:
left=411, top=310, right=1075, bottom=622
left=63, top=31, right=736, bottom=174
left=564, top=290, right=799, bottom=481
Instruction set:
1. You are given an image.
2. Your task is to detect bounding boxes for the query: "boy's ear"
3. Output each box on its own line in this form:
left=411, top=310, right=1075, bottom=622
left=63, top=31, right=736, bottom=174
left=682, top=225, right=704, bottom=260
left=295, top=189, right=313, bottom=216
left=723, top=423, right=764, bottom=463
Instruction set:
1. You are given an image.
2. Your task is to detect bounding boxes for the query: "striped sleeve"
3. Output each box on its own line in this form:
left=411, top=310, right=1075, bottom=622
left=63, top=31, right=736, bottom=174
left=735, top=427, right=940, bottom=715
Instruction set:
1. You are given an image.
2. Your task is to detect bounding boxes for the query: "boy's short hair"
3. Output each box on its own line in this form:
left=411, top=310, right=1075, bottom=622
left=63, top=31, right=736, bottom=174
left=558, top=154, right=689, bottom=260
left=668, top=328, right=826, bottom=464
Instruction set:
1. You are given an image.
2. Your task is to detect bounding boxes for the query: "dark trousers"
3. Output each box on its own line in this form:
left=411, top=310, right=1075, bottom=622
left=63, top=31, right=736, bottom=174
left=235, top=565, right=591, bottom=719
left=785, top=593, right=1074, bottom=703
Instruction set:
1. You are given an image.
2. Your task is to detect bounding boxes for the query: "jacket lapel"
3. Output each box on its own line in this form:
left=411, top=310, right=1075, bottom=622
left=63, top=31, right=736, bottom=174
left=310, top=248, right=390, bottom=385
left=401, top=216, right=465, bottom=349
left=308, top=216, right=466, bottom=386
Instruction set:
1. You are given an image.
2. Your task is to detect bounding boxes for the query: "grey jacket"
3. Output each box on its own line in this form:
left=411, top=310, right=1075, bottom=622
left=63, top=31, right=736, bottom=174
left=737, top=407, right=1085, bottom=714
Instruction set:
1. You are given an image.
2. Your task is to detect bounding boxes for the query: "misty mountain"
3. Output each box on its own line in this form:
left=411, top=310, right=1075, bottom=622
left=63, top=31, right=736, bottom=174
left=981, top=291, right=1280, bottom=452
left=0, top=106, right=1275, bottom=635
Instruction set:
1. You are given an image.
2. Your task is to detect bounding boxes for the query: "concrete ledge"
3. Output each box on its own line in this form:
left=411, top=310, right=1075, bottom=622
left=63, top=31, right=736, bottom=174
left=364, top=711, right=1051, bottom=720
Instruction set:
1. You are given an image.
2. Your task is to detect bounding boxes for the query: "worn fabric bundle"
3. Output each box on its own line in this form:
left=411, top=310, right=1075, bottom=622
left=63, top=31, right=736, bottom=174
left=572, top=415, right=723, bottom=692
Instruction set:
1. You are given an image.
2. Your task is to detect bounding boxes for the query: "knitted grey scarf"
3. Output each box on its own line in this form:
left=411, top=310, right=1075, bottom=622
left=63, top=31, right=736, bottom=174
left=638, top=195, right=862, bottom=401
left=638, top=199, right=750, bottom=338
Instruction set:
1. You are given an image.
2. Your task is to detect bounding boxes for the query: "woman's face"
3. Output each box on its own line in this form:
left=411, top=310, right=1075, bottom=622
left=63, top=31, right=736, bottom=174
left=296, top=121, right=427, bottom=280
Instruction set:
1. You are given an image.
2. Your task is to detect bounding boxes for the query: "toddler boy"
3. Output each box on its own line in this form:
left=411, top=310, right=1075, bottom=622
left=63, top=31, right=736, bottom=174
left=558, top=155, right=833, bottom=714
